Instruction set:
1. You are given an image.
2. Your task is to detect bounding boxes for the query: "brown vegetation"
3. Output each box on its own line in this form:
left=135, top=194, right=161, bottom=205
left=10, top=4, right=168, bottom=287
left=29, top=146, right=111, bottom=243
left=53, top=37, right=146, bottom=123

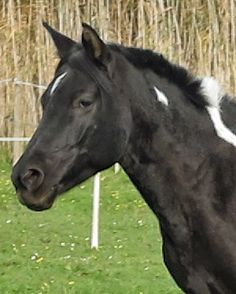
left=0, top=0, right=235, bottom=158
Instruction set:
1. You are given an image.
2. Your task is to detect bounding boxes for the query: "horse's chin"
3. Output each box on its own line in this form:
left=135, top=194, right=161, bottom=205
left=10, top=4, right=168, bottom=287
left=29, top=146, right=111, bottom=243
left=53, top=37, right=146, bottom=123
left=17, top=185, right=58, bottom=211
left=23, top=200, right=54, bottom=211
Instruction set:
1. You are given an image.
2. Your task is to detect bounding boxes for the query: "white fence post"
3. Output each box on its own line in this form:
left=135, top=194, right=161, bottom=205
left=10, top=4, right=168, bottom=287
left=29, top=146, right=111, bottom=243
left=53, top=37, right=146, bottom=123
left=91, top=172, right=100, bottom=249
left=114, top=163, right=121, bottom=174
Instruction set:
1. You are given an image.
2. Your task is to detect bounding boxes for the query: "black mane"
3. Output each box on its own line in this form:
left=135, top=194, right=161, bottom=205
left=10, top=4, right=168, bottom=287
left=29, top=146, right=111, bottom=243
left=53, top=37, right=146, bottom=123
left=110, top=44, right=207, bottom=109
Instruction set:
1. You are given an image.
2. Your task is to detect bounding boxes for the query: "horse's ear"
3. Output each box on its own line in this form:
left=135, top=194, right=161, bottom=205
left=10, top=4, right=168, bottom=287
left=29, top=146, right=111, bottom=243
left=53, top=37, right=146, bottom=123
left=43, top=22, right=76, bottom=58
left=82, top=23, right=111, bottom=66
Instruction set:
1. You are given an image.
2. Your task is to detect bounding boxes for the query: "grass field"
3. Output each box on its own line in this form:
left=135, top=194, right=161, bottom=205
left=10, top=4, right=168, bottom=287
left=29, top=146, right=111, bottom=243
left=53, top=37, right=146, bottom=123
left=0, top=155, right=182, bottom=294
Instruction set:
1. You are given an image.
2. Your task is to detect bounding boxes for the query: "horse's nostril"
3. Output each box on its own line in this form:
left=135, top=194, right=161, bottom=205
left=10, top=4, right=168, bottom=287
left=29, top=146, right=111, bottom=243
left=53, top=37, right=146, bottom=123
left=21, top=168, right=44, bottom=192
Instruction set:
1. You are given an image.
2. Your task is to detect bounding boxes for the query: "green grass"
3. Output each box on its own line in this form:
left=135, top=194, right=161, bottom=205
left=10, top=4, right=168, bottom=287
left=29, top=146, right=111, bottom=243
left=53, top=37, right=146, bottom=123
left=0, top=158, right=182, bottom=294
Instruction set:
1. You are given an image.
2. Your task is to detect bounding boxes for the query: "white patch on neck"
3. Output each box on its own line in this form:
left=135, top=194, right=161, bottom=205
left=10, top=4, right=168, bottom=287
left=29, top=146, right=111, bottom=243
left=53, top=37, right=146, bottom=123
left=153, top=86, right=169, bottom=106
left=202, top=76, right=236, bottom=147
left=201, top=77, right=224, bottom=108
left=50, top=72, right=67, bottom=95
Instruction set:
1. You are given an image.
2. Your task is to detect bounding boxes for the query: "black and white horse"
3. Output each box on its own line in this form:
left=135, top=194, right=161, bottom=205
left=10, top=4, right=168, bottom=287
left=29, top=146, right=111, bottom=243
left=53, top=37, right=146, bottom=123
left=12, top=23, right=236, bottom=293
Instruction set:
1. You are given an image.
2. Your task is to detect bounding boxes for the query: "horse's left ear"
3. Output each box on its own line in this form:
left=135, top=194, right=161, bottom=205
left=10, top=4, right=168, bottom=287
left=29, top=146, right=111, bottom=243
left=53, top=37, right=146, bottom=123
left=82, top=23, right=111, bottom=67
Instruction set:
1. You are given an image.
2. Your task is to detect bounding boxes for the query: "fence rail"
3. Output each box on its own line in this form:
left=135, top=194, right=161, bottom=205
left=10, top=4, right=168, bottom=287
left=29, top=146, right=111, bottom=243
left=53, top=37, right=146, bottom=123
left=0, top=78, right=47, bottom=90
left=0, top=137, right=30, bottom=142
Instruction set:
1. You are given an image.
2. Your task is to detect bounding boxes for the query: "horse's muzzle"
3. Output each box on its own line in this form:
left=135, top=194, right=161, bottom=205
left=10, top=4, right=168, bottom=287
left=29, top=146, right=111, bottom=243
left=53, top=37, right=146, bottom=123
left=12, top=164, right=58, bottom=211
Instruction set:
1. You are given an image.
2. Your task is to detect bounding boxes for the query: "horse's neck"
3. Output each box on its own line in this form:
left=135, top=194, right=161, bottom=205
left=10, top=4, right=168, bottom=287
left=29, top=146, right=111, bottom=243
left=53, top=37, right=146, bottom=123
left=119, top=99, right=195, bottom=211
left=120, top=123, right=196, bottom=247
left=120, top=63, right=236, bottom=222
left=120, top=91, right=236, bottom=244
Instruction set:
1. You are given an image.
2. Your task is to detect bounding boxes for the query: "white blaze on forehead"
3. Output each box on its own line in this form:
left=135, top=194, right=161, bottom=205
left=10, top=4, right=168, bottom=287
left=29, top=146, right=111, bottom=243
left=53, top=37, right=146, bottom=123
left=153, top=86, right=169, bottom=106
left=202, top=76, right=236, bottom=147
left=50, top=72, right=67, bottom=95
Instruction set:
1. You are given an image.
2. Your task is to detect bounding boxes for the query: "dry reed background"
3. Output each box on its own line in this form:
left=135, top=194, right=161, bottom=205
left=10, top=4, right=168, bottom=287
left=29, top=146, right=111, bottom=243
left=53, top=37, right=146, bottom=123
left=0, top=0, right=236, bottom=159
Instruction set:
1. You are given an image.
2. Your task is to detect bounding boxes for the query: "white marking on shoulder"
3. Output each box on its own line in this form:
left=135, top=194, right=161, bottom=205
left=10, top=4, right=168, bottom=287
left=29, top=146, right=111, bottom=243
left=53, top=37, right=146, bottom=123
left=201, top=76, right=236, bottom=147
left=201, top=76, right=224, bottom=108
left=153, top=86, right=169, bottom=106
left=50, top=72, right=67, bottom=95
left=206, top=106, right=236, bottom=147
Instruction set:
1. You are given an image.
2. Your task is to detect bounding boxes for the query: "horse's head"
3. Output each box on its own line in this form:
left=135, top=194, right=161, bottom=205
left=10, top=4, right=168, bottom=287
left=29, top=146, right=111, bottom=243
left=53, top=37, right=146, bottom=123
left=11, top=23, right=132, bottom=211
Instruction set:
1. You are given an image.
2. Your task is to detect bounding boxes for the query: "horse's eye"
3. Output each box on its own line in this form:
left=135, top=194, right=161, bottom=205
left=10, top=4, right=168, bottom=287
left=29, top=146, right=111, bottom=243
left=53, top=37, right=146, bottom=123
left=72, top=95, right=94, bottom=109
left=79, top=100, right=93, bottom=108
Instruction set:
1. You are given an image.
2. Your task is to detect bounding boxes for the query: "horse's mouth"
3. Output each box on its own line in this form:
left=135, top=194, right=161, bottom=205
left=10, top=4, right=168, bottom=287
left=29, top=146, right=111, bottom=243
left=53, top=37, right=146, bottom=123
left=17, top=185, right=58, bottom=211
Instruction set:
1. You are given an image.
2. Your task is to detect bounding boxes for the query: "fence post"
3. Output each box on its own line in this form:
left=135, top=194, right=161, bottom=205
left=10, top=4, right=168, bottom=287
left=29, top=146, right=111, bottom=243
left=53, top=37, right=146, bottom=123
left=91, top=173, right=100, bottom=249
